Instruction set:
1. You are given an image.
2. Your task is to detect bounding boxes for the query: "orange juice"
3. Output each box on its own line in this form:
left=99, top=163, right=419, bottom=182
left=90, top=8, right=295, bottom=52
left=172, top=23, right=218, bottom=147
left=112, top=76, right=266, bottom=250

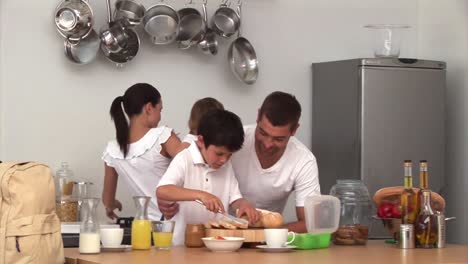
left=153, top=232, right=173, bottom=249
left=132, top=219, right=151, bottom=249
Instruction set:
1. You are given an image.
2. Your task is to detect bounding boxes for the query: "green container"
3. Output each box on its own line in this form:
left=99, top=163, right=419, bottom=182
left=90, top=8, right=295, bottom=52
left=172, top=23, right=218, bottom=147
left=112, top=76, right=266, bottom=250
left=288, top=233, right=331, bottom=250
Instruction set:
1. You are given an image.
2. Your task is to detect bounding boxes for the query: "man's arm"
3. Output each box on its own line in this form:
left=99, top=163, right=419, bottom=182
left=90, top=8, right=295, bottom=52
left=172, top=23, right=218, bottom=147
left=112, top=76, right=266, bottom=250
left=284, top=207, right=307, bottom=233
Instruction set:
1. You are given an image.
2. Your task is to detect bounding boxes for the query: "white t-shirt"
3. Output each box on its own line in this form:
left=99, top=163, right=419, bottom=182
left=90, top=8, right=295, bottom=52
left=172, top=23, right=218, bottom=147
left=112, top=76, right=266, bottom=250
left=102, top=126, right=173, bottom=220
left=231, top=125, right=320, bottom=213
left=157, top=142, right=243, bottom=246
left=182, top=133, right=198, bottom=143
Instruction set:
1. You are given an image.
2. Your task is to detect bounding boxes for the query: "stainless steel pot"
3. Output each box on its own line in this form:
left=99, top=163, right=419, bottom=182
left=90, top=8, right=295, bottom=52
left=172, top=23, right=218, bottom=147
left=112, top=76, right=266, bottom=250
left=143, top=3, right=179, bottom=45
left=64, top=30, right=100, bottom=64
left=114, top=0, right=146, bottom=26
left=198, top=0, right=218, bottom=55
left=100, top=0, right=130, bottom=54
left=227, top=1, right=258, bottom=84
left=102, top=28, right=140, bottom=67
left=211, top=0, right=240, bottom=38
left=176, top=1, right=205, bottom=50
left=54, top=0, right=94, bottom=41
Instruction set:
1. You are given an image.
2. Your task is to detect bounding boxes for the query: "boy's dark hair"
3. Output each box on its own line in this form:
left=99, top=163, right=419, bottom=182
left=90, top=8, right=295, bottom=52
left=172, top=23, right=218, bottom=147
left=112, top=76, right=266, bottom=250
left=259, top=91, right=301, bottom=130
left=110, top=83, right=161, bottom=157
left=198, top=109, right=244, bottom=152
left=188, top=97, right=224, bottom=134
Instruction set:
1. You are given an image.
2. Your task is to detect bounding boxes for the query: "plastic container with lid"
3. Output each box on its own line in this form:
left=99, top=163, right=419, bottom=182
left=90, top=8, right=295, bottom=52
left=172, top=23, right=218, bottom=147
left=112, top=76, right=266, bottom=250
left=330, top=179, right=372, bottom=245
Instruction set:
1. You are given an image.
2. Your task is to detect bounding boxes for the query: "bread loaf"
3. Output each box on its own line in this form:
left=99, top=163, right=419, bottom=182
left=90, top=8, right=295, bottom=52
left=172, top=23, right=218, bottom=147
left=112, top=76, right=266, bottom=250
left=239, top=208, right=284, bottom=228
left=373, top=186, right=445, bottom=212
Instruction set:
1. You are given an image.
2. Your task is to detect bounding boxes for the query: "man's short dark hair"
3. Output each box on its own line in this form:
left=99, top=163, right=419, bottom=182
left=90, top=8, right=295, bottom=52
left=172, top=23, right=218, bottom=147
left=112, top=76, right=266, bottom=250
left=198, top=109, right=244, bottom=152
left=259, top=91, right=301, bottom=128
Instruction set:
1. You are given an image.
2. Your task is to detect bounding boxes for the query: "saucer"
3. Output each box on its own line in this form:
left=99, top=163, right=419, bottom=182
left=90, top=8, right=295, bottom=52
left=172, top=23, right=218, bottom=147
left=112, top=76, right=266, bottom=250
left=256, top=245, right=297, bottom=253
left=101, top=245, right=132, bottom=252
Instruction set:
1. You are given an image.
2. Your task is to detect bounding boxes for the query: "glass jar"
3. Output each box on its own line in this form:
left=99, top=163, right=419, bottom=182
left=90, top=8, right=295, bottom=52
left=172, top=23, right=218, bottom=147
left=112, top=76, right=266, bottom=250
left=330, top=180, right=372, bottom=245
left=185, top=224, right=205, bottom=248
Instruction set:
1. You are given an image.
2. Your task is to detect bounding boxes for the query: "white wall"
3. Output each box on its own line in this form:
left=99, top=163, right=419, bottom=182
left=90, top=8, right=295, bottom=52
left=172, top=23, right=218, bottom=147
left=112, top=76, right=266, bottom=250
left=4, top=0, right=451, bottom=226
left=417, top=0, right=468, bottom=244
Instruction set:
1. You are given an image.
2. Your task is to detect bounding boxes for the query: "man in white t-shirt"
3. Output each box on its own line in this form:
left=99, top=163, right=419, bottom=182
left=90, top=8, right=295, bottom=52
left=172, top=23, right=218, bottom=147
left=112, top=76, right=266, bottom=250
left=231, top=91, right=321, bottom=233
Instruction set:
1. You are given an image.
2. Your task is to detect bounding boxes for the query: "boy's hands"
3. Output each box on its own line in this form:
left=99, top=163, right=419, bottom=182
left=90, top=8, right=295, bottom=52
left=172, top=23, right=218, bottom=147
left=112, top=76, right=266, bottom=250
left=198, top=191, right=225, bottom=213
left=236, top=199, right=261, bottom=224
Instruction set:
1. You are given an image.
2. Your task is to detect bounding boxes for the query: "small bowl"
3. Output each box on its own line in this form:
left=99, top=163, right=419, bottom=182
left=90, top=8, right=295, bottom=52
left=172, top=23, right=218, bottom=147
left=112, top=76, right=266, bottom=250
left=202, top=237, right=244, bottom=252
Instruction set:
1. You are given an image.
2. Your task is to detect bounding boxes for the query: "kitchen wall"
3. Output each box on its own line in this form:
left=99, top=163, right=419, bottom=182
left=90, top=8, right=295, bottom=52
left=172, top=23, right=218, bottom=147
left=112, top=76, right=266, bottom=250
left=417, top=0, right=468, bottom=244
left=1, top=0, right=466, bottom=243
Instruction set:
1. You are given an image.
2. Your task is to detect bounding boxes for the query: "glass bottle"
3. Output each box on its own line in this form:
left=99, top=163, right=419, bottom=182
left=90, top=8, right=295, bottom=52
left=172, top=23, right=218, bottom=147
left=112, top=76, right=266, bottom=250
left=131, top=196, right=152, bottom=250
left=401, top=160, right=417, bottom=224
left=416, top=160, right=429, bottom=215
left=415, top=190, right=438, bottom=248
left=79, top=198, right=101, bottom=254
left=329, top=180, right=371, bottom=245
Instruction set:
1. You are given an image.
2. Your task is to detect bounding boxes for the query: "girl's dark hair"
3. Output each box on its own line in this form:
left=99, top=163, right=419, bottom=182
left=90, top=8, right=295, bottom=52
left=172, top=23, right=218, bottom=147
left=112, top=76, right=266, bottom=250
left=198, top=109, right=244, bottom=152
left=109, top=83, right=161, bottom=157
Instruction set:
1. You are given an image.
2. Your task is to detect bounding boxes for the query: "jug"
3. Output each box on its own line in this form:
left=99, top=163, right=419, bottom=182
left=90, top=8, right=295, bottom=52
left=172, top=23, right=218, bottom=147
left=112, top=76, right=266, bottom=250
left=79, top=198, right=101, bottom=254
left=330, top=179, right=372, bottom=245
left=73, top=181, right=94, bottom=221
left=132, top=196, right=152, bottom=249
left=304, top=195, right=340, bottom=234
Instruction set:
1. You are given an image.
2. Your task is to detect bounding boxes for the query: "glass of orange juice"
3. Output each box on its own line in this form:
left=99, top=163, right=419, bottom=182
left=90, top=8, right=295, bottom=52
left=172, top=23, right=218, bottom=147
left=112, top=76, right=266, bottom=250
left=152, top=220, right=175, bottom=250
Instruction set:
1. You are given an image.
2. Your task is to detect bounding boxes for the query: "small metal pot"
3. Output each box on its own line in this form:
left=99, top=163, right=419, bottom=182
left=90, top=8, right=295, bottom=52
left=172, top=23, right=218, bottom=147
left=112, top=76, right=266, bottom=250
left=114, top=0, right=146, bottom=26
left=64, top=30, right=100, bottom=64
left=198, top=0, right=218, bottom=55
left=176, top=2, right=205, bottom=50
left=100, top=0, right=130, bottom=54
left=211, top=0, right=240, bottom=38
left=101, top=28, right=140, bottom=67
left=54, top=0, right=94, bottom=41
left=143, top=3, right=180, bottom=45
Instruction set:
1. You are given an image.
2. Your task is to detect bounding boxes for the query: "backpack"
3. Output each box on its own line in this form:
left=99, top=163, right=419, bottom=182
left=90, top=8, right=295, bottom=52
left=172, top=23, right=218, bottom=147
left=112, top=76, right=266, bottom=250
left=0, top=162, right=64, bottom=264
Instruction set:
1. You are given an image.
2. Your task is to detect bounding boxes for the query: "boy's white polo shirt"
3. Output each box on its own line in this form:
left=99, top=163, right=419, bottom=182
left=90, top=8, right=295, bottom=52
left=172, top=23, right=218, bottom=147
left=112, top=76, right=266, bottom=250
left=158, top=142, right=243, bottom=245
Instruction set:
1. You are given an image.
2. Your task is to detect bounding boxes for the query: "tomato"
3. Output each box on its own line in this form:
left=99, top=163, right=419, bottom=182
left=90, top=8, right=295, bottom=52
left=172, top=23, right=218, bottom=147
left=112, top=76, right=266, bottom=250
left=214, top=236, right=226, bottom=240
left=377, top=203, right=395, bottom=218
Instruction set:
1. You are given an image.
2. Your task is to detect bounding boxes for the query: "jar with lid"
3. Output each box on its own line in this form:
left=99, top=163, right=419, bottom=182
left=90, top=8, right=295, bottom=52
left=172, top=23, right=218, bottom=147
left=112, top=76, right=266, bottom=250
left=55, top=162, right=75, bottom=200
left=330, top=179, right=372, bottom=245
left=185, top=224, right=205, bottom=247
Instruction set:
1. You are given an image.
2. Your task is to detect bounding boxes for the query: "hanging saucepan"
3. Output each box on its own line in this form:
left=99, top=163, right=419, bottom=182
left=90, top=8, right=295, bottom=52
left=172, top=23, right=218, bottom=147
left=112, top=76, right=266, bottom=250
left=211, top=0, right=240, bottom=38
left=176, top=0, right=205, bottom=50
left=54, top=0, right=94, bottom=41
left=142, top=1, right=180, bottom=45
left=63, top=29, right=100, bottom=64
left=100, top=0, right=130, bottom=54
left=100, top=0, right=140, bottom=66
left=198, top=0, right=218, bottom=55
left=114, top=0, right=146, bottom=26
left=227, top=1, right=258, bottom=84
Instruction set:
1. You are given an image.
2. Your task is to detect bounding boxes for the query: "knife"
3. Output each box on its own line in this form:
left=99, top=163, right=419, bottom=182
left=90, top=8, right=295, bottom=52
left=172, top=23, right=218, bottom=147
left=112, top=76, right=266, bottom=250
left=195, top=199, right=249, bottom=226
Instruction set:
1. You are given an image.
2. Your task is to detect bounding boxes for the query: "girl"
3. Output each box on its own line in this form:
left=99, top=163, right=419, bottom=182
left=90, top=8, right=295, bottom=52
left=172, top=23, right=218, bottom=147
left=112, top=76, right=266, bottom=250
left=183, top=97, right=224, bottom=143
left=102, top=83, right=188, bottom=220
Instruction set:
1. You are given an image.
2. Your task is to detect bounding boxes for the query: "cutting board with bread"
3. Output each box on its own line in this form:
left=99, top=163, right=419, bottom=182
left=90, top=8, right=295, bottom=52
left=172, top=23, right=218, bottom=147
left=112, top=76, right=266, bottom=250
left=205, top=209, right=284, bottom=242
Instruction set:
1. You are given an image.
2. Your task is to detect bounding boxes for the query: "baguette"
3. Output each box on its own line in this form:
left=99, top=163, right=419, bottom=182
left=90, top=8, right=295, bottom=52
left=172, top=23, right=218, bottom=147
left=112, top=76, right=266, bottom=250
left=238, top=208, right=284, bottom=228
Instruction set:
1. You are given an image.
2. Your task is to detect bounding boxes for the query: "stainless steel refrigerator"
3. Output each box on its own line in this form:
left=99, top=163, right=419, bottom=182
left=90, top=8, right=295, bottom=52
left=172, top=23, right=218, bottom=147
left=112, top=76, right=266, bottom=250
left=311, top=58, right=446, bottom=238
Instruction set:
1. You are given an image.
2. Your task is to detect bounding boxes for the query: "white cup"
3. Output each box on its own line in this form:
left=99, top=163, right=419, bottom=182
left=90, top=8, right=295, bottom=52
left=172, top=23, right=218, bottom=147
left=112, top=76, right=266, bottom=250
left=264, top=228, right=295, bottom=248
left=100, top=228, right=124, bottom=247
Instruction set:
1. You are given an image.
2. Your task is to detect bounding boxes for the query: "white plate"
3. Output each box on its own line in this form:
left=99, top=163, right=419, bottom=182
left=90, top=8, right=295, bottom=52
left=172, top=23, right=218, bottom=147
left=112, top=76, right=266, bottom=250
left=256, top=245, right=297, bottom=253
left=101, top=245, right=132, bottom=252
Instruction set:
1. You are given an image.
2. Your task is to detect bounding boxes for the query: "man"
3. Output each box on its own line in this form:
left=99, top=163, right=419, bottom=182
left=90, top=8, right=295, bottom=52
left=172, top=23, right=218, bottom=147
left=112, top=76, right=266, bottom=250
left=231, top=91, right=320, bottom=233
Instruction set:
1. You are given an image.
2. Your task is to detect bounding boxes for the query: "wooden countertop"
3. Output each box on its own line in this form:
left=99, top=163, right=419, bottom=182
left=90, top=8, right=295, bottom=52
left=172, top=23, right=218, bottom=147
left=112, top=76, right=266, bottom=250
left=64, top=241, right=468, bottom=264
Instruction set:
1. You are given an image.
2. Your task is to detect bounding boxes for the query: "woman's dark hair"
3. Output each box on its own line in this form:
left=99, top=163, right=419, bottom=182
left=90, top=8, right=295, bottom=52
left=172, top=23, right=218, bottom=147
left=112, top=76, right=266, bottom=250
left=188, top=97, right=224, bottom=134
left=109, top=83, right=161, bottom=157
left=198, top=109, right=244, bottom=152
left=259, top=91, right=301, bottom=130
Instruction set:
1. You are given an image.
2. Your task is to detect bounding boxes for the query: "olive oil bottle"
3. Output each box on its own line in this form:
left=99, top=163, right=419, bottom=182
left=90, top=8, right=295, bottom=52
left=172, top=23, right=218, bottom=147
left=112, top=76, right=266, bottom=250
left=401, top=160, right=418, bottom=224
left=416, top=160, right=429, bottom=215
left=415, top=189, right=438, bottom=248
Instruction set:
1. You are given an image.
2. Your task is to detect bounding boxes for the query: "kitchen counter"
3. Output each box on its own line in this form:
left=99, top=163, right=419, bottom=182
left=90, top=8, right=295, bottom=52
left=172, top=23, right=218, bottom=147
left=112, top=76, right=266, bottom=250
left=64, top=240, right=468, bottom=264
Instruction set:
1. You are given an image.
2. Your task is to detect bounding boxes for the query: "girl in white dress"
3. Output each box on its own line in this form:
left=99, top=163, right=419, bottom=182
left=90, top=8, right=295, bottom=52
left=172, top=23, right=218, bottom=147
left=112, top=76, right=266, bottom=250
left=101, top=83, right=188, bottom=220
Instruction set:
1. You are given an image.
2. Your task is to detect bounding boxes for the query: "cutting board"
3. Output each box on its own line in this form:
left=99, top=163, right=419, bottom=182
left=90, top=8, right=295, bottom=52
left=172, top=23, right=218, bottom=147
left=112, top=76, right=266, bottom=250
left=205, top=228, right=265, bottom=242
